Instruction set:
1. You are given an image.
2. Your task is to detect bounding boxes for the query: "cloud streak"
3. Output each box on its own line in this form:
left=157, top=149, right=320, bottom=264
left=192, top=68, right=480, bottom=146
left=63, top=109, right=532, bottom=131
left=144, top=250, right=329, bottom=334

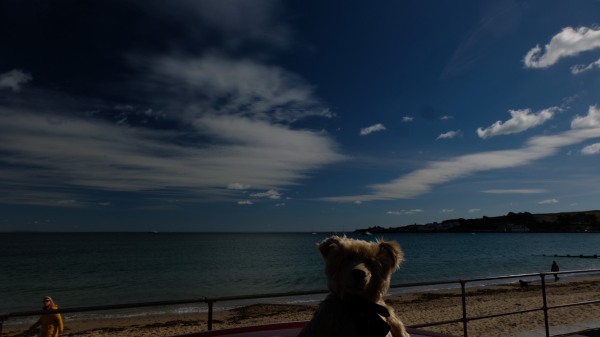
left=148, top=54, right=332, bottom=123
left=360, top=123, right=386, bottom=136
left=0, top=108, right=344, bottom=206
left=482, top=189, right=546, bottom=194
left=571, top=57, right=600, bottom=74
left=0, top=69, right=32, bottom=92
left=0, top=53, right=347, bottom=208
left=321, top=105, right=600, bottom=203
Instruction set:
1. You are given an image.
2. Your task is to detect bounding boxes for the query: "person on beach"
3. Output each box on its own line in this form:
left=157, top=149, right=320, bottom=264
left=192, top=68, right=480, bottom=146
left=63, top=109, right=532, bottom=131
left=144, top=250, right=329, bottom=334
left=26, top=296, right=64, bottom=337
left=551, top=261, right=560, bottom=281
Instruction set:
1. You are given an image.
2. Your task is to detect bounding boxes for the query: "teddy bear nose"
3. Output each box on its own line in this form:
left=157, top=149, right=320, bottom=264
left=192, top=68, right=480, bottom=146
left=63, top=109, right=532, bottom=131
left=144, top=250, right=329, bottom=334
left=352, top=268, right=367, bottom=281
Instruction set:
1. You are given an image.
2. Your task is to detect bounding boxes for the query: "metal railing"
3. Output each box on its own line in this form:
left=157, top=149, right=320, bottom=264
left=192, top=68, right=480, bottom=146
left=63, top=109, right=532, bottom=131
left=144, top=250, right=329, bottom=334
left=392, top=269, right=600, bottom=337
left=1, top=268, right=600, bottom=337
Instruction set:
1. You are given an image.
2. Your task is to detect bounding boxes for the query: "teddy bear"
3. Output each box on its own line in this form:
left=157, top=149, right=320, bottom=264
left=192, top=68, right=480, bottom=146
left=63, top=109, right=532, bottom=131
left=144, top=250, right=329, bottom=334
left=299, top=235, right=410, bottom=337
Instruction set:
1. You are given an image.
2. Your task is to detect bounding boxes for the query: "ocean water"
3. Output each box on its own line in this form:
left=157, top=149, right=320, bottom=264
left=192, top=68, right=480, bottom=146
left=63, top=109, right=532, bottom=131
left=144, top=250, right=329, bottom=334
left=2, top=232, right=600, bottom=316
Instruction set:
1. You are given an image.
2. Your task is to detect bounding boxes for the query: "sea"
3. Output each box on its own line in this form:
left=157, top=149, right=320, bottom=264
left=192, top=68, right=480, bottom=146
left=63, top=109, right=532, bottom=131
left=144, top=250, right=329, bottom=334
left=2, top=232, right=600, bottom=322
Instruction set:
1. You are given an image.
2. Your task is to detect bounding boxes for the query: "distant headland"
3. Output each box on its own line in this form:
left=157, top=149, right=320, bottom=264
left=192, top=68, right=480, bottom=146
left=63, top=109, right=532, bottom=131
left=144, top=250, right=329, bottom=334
left=354, top=210, right=600, bottom=234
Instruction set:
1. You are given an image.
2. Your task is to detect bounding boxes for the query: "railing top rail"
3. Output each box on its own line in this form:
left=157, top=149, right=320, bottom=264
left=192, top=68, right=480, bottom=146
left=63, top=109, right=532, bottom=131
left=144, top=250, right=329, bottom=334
left=390, top=268, right=600, bottom=290
left=3, top=268, right=600, bottom=322
left=1, top=289, right=331, bottom=320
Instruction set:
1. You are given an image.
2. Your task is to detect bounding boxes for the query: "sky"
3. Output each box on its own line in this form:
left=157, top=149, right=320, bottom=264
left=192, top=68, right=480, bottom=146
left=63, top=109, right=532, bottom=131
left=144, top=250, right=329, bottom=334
left=1, top=0, right=600, bottom=232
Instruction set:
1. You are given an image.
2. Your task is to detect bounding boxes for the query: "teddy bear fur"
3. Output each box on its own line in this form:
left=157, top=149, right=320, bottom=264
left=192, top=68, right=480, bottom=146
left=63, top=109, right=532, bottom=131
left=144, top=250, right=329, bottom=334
left=299, top=235, right=410, bottom=337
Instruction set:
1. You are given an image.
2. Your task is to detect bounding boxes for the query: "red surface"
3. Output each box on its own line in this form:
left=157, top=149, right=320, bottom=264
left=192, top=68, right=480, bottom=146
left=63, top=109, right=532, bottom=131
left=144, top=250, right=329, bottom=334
left=169, top=321, right=457, bottom=337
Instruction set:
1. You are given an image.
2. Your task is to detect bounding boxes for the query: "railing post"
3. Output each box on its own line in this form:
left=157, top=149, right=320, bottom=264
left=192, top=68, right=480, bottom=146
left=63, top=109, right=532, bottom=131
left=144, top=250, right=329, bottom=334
left=540, top=273, right=550, bottom=337
left=207, top=300, right=214, bottom=331
left=460, top=280, right=468, bottom=337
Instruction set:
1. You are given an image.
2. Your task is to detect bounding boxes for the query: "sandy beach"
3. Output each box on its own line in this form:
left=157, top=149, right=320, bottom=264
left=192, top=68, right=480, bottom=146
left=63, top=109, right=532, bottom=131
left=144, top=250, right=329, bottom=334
left=4, top=276, right=600, bottom=337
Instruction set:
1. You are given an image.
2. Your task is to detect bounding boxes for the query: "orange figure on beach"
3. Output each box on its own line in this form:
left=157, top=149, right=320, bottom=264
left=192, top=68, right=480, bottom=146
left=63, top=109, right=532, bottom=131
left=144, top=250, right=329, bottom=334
left=26, top=296, right=64, bottom=337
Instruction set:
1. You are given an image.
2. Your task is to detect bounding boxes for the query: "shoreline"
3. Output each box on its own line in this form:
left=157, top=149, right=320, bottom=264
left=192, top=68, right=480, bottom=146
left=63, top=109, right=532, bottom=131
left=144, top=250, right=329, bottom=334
left=4, top=276, right=600, bottom=337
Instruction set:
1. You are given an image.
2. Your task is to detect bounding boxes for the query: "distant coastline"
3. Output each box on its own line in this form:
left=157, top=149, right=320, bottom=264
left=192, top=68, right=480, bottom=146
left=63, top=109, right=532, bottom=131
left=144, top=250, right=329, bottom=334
left=355, top=210, right=600, bottom=234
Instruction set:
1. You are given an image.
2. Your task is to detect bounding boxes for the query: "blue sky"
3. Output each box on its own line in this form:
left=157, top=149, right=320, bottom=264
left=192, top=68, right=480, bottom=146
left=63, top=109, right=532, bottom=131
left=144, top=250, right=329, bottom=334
left=2, top=0, right=600, bottom=232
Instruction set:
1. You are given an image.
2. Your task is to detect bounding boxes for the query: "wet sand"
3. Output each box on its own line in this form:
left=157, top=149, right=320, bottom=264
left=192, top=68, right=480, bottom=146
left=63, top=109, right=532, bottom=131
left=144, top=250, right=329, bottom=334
left=4, top=277, right=600, bottom=337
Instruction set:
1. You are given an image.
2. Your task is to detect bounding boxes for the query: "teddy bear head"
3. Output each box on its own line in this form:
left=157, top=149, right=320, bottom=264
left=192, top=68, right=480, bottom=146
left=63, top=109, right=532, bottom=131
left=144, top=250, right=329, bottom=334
left=318, top=235, right=404, bottom=302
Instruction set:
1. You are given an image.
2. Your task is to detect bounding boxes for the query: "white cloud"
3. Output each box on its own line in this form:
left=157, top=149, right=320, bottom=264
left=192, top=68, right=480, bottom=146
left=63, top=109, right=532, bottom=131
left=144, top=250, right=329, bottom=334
left=238, top=200, right=253, bottom=205
left=441, top=209, right=454, bottom=213
left=250, top=189, right=281, bottom=199
left=477, top=107, right=557, bottom=138
left=360, top=123, right=386, bottom=136
left=581, top=142, right=600, bottom=155
left=0, top=108, right=344, bottom=206
left=440, top=116, right=453, bottom=121
left=571, top=57, right=600, bottom=74
left=482, top=189, right=546, bottom=194
left=228, top=183, right=251, bottom=190
left=387, top=209, right=423, bottom=215
left=524, top=27, right=600, bottom=68
left=0, top=3, right=347, bottom=208
left=149, top=54, right=332, bottom=123
left=572, top=105, right=600, bottom=128
left=538, top=198, right=559, bottom=204
left=402, top=116, right=414, bottom=122
left=321, top=105, right=600, bottom=203
left=468, top=208, right=481, bottom=213
left=0, top=69, right=32, bottom=92
left=437, top=130, right=461, bottom=140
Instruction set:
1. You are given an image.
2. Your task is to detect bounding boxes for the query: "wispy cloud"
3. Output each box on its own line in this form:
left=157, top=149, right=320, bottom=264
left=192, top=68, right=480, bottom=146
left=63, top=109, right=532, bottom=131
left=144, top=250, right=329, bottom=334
left=468, top=208, right=481, bottom=213
left=250, top=189, right=282, bottom=199
left=387, top=209, right=423, bottom=215
left=360, top=123, right=386, bottom=136
left=539, top=198, right=559, bottom=204
left=437, top=130, right=461, bottom=140
left=402, top=116, right=414, bottom=122
left=149, top=54, right=332, bottom=123
left=0, top=110, right=344, bottom=204
left=320, top=105, right=600, bottom=203
left=228, top=183, right=251, bottom=190
left=524, top=27, right=600, bottom=68
left=482, top=189, right=546, bottom=194
left=477, top=108, right=557, bottom=138
left=581, top=142, right=600, bottom=155
left=0, top=0, right=352, bottom=209
left=0, top=62, right=345, bottom=207
left=0, top=69, right=32, bottom=92
left=571, top=57, right=600, bottom=74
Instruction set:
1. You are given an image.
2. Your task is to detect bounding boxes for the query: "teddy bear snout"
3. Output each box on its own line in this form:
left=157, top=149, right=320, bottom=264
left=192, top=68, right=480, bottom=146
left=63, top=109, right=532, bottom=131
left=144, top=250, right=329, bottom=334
left=352, top=269, right=367, bottom=282
left=347, top=264, right=371, bottom=290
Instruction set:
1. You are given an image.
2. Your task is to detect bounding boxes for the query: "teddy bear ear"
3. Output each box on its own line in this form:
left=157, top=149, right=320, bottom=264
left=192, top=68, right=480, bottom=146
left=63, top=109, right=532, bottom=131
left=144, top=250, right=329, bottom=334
left=318, top=236, right=342, bottom=258
left=378, top=240, right=404, bottom=270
